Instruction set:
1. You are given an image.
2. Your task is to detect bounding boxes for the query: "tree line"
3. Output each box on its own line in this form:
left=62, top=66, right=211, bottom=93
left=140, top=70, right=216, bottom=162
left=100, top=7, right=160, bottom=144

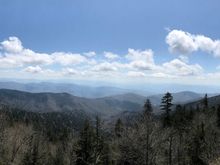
left=1, top=92, right=220, bottom=164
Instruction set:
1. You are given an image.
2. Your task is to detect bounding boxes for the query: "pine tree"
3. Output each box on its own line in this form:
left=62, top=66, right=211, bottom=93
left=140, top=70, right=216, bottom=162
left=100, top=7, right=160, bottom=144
left=94, top=116, right=104, bottom=164
left=143, top=99, right=153, bottom=116
left=217, top=105, right=220, bottom=128
left=102, top=143, right=112, bottom=165
left=190, top=123, right=207, bottom=165
left=203, top=94, right=208, bottom=110
left=160, top=92, right=173, bottom=127
left=114, top=118, right=123, bottom=138
left=76, top=119, right=95, bottom=165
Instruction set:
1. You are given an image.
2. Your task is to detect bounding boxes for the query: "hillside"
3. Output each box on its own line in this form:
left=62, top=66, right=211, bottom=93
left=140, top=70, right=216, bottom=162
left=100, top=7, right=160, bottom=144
left=0, top=89, right=206, bottom=117
left=185, top=94, right=220, bottom=109
left=0, top=89, right=144, bottom=117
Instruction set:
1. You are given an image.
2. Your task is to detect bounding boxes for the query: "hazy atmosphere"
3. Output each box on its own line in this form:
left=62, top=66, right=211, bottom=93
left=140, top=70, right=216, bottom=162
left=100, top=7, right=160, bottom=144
left=0, top=1, right=220, bottom=165
left=1, top=0, right=220, bottom=90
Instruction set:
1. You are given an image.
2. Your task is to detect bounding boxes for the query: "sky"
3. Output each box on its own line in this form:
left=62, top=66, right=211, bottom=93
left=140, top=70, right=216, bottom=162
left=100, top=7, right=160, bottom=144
left=0, top=0, right=220, bottom=88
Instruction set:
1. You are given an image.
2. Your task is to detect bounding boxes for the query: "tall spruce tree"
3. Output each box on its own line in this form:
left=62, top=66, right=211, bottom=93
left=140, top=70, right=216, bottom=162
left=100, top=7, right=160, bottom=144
left=143, top=99, right=153, bottom=116
left=94, top=116, right=104, bottom=164
left=190, top=123, right=207, bottom=165
left=217, top=105, right=220, bottom=128
left=203, top=94, right=208, bottom=110
left=114, top=118, right=123, bottom=138
left=160, top=92, right=173, bottom=127
left=76, top=119, right=95, bottom=165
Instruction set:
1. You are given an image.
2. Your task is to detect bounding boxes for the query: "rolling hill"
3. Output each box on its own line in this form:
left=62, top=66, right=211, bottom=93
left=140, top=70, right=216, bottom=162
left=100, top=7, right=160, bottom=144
left=0, top=89, right=206, bottom=116
left=185, top=94, right=220, bottom=109
left=0, top=89, right=144, bottom=117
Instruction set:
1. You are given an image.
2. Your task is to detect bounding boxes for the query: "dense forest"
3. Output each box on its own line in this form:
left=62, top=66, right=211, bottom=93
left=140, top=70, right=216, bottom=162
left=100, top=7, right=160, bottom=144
left=0, top=92, right=220, bottom=165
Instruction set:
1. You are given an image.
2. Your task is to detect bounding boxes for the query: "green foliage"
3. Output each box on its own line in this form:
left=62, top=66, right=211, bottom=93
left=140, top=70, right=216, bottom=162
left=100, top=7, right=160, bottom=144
left=160, top=92, right=173, bottom=127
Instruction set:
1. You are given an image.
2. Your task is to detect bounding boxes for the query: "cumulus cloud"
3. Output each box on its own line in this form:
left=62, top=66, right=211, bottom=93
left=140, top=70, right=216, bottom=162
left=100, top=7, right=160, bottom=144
left=126, top=48, right=154, bottom=63
left=91, top=62, right=118, bottom=72
left=1, top=37, right=23, bottom=53
left=84, top=51, right=96, bottom=57
left=23, top=65, right=43, bottom=74
left=52, top=52, right=87, bottom=66
left=0, top=37, right=89, bottom=68
left=162, top=59, right=203, bottom=76
left=104, top=52, right=120, bottom=60
left=130, top=60, right=155, bottom=71
left=166, top=30, right=198, bottom=54
left=0, top=36, right=216, bottom=83
left=125, top=49, right=155, bottom=71
left=166, top=29, right=220, bottom=57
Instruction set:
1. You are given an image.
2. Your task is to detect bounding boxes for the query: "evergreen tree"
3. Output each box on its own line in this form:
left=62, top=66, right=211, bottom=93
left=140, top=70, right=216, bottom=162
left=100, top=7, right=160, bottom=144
left=114, top=118, right=123, bottom=138
left=203, top=94, right=208, bottom=110
left=76, top=119, right=95, bottom=165
left=94, top=116, right=104, bottom=164
left=143, top=99, right=153, bottom=116
left=102, top=143, right=112, bottom=165
left=189, top=123, right=207, bottom=165
left=217, top=105, right=220, bottom=128
left=160, top=92, right=173, bottom=127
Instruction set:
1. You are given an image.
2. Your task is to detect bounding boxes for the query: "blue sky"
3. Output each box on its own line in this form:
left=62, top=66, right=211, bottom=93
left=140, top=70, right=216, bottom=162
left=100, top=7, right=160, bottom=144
left=0, top=0, right=220, bottom=87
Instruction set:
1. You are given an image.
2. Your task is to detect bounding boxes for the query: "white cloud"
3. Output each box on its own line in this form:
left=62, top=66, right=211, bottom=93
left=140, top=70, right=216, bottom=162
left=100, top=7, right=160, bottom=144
left=130, top=60, right=155, bottom=70
left=166, top=30, right=198, bottom=54
left=125, top=49, right=156, bottom=71
left=0, top=37, right=89, bottom=68
left=62, top=68, right=79, bottom=75
left=84, top=51, right=96, bottom=57
left=195, top=35, right=215, bottom=53
left=23, top=65, right=43, bottom=74
left=127, top=71, right=145, bottom=77
left=91, top=62, right=118, bottom=72
left=178, top=55, right=189, bottom=63
left=166, top=29, right=220, bottom=57
left=21, top=49, right=53, bottom=65
left=126, top=48, right=154, bottom=63
left=1, top=36, right=220, bottom=84
left=104, top=52, right=120, bottom=60
left=162, top=59, right=203, bottom=76
left=1, top=37, right=23, bottom=53
left=151, top=72, right=176, bottom=78
left=52, top=52, right=87, bottom=66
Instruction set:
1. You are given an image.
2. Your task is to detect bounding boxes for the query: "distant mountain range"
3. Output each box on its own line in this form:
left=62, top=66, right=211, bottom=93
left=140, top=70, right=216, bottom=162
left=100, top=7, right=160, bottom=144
left=0, top=81, right=154, bottom=98
left=0, top=88, right=209, bottom=117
